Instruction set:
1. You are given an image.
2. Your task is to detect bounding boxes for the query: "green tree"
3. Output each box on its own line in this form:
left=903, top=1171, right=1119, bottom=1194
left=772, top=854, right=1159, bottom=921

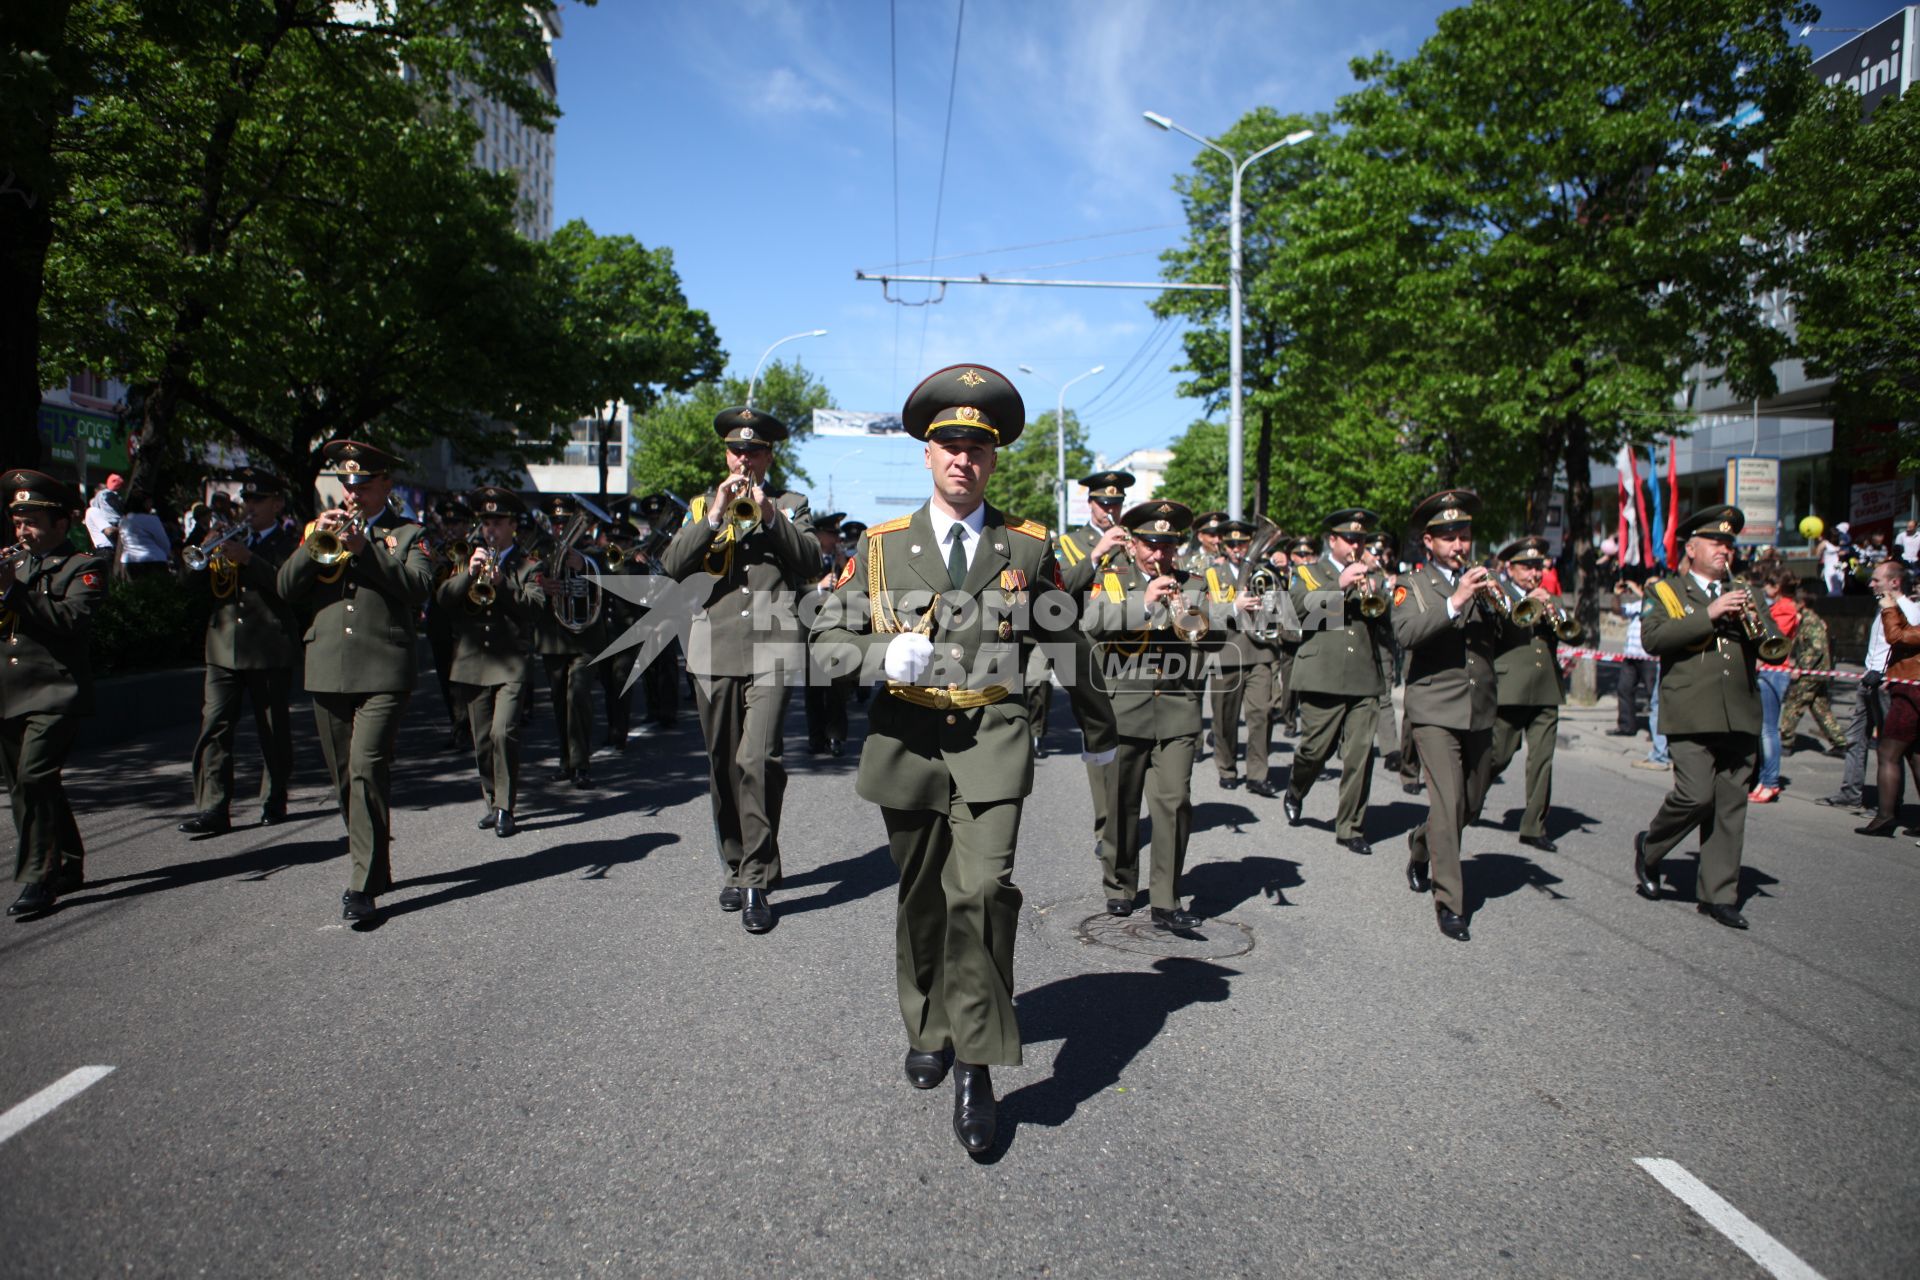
left=1154, top=419, right=1228, bottom=515
left=34, top=0, right=580, bottom=502
left=1770, top=84, right=1920, bottom=468
left=547, top=220, right=724, bottom=500
left=983, top=409, right=1091, bottom=529
left=630, top=359, right=831, bottom=505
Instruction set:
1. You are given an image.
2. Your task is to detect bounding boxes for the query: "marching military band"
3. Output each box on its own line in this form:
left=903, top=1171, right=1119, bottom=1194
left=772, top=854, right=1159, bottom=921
left=0, top=358, right=1798, bottom=1155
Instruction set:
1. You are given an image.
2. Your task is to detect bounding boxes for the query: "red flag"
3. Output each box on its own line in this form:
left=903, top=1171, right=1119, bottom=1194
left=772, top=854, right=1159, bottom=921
left=1663, top=438, right=1680, bottom=567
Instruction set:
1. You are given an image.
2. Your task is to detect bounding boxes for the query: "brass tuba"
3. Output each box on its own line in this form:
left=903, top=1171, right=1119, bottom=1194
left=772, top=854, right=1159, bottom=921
left=548, top=494, right=613, bottom=634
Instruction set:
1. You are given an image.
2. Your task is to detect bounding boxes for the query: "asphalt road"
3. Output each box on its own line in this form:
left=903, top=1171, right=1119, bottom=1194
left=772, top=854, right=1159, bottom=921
left=1, top=679, right=1914, bottom=1278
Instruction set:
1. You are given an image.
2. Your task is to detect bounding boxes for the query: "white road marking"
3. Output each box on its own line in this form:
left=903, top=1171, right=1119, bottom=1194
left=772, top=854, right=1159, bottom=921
left=1635, top=1157, right=1826, bottom=1280
left=0, top=1066, right=116, bottom=1146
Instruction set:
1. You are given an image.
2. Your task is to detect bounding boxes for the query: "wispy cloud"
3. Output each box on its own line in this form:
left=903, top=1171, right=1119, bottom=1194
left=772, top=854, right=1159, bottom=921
left=756, top=66, right=840, bottom=115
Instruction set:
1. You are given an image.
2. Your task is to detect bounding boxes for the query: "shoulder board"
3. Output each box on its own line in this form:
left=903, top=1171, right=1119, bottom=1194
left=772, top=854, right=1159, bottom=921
left=1652, top=579, right=1686, bottom=620
left=689, top=495, right=707, bottom=523
left=1296, top=565, right=1319, bottom=591
left=1008, top=518, right=1049, bottom=540
left=869, top=515, right=913, bottom=536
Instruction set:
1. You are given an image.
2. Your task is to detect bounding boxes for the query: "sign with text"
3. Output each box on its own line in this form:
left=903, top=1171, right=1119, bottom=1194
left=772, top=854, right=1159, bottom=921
left=1811, top=9, right=1912, bottom=118
left=812, top=409, right=905, bottom=438
left=1724, top=456, right=1780, bottom=544
left=38, top=403, right=129, bottom=473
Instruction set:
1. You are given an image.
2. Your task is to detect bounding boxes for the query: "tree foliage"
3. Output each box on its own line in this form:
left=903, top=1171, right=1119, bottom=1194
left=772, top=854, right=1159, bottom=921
left=1154, top=419, right=1228, bottom=516
left=982, top=409, right=1092, bottom=529
left=630, top=359, right=832, bottom=505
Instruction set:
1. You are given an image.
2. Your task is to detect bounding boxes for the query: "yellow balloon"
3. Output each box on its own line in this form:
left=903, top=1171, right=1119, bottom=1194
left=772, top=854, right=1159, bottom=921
left=1798, top=515, right=1824, bottom=541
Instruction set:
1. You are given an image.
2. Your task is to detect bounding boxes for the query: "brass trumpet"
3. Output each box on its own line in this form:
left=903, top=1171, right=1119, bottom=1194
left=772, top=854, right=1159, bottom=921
left=720, top=478, right=760, bottom=537
left=184, top=522, right=249, bottom=572
left=1351, top=569, right=1389, bottom=619
left=305, top=511, right=363, bottom=566
left=1149, top=578, right=1211, bottom=643
left=1477, top=577, right=1538, bottom=625
left=604, top=542, right=628, bottom=570
left=467, top=547, right=500, bottom=606
left=1734, top=583, right=1792, bottom=662
left=1542, top=601, right=1583, bottom=643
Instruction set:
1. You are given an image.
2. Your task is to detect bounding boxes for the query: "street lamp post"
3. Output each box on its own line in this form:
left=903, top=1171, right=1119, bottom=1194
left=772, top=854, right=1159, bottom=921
left=747, top=329, right=828, bottom=409
left=1018, top=363, right=1105, bottom=532
left=1143, top=112, right=1311, bottom=521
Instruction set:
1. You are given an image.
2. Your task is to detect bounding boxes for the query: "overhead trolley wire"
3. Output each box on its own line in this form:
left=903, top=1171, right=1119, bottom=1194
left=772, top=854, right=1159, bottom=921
left=913, top=0, right=966, bottom=374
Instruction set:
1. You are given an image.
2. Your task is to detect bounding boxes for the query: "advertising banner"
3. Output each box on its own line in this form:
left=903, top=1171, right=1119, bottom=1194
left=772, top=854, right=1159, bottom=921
left=1723, top=456, right=1780, bottom=544
left=812, top=409, right=906, bottom=438
left=38, top=403, right=129, bottom=473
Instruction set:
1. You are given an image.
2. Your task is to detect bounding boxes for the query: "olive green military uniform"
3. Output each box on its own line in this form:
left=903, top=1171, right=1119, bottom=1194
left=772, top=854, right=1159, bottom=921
left=1284, top=554, right=1390, bottom=840
left=1084, top=557, right=1216, bottom=909
left=809, top=363, right=1116, bottom=1070
left=1205, top=555, right=1250, bottom=783
left=186, top=520, right=298, bottom=822
left=1055, top=516, right=1125, bottom=840
left=0, top=490, right=105, bottom=897
left=1639, top=569, right=1762, bottom=908
left=424, top=503, right=472, bottom=744
left=662, top=474, right=818, bottom=891
left=804, top=533, right=853, bottom=753
left=1484, top=582, right=1563, bottom=841
left=278, top=496, right=432, bottom=897
left=441, top=544, right=544, bottom=815
left=1394, top=560, right=1504, bottom=917
left=536, top=536, right=607, bottom=777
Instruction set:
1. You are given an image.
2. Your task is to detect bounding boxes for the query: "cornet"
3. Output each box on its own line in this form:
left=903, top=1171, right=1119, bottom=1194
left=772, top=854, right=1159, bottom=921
left=1732, top=582, right=1792, bottom=662
left=468, top=547, right=500, bottom=607
left=1350, top=568, right=1389, bottom=619
left=184, top=522, right=249, bottom=572
left=1149, top=578, right=1211, bottom=643
left=720, top=477, right=760, bottom=537
left=305, top=510, right=363, bottom=566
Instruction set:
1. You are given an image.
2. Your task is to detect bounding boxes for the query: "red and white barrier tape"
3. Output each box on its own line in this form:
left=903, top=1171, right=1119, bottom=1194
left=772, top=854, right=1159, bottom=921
left=1553, top=645, right=1912, bottom=685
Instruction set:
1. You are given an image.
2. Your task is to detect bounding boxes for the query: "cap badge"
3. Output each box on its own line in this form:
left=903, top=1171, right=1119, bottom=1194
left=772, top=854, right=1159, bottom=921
left=1153, top=519, right=1171, bottom=533
left=738, top=409, right=755, bottom=420
left=342, top=459, right=361, bottom=474
left=955, top=406, right=980, bottom=421
left=1437, top=507, right=1463, bottom=523
left=1717, top=520, right=1732, bottom=532
left=1157, top=504, right=1172, bottom=515
left=957, top=369, right=986, bottom=388
left=740, top=427, right=755, bottom=440
left=12, top=490, right=28, bottom=503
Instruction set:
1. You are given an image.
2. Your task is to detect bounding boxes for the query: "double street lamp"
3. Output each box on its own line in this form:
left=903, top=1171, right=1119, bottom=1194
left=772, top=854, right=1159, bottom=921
left=1018, top=362, right=1105, bottom=532
left=1143, top=111, right=1312, bottom=521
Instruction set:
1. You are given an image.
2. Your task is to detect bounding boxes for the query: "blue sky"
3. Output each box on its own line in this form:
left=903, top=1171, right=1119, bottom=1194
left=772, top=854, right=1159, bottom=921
left=550, top=0, right=1900, bottom=523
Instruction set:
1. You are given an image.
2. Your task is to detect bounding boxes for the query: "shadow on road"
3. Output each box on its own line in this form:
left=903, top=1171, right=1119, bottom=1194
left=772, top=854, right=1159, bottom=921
left=57, top=837, right=348, bottom=909
left=1485, top=805, right=1600, bottom=842
left=1644, top=855, right=1782, bottom=910
left=993, top=958, right=1237, bottom=1154
left=372, top=831, right=679, bottom=924
left=1182, top=854, right=1303, bottom=913
left=1463, top=852, right=1567, bottom=917
left=777, top=844, right=893, bottom=917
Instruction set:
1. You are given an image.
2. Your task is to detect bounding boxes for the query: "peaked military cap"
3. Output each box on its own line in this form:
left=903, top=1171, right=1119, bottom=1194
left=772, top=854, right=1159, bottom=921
left=235, top=467, right=288, bottom=499
left=1323, top=507, right=1381, bottom=536
left=902, top=363, right=1024, bottom=447
left=1195, top=511, right=1229, bottom=536
left=1677, top=504, right=1744, bottom=544
left=813, top=511, right=846, bottom=534
left=715, top=406, right=787, bottom=447
left=4, top=469, right=80, bottom=514
left=1498, top=535, right=1549, bottom=565
left=434, top=497, right=472, bottom=521
left=469, top=485, right=526, bottom=518
left=321, top=439, right=403, bottom=481
left=545, top=493, right=578, bottom=520
left=1220, top=519, right=1255, bottom=543
left=1288, top=535, right=1319, bottom=557
left=1122, top=499, right=1193, bottom=542
left=839, top=519, right=868, bottom=541
left=635, top=492, right=688, bottom=525
left=1408, top=489, right=1480, bottom=534
left=1079, top=470, right=1136, bottom=503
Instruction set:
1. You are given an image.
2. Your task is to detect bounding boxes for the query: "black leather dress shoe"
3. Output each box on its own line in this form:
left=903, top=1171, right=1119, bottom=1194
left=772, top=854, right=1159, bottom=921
left=1435, top=907, right=1470, bottom=942
left=1402, top=780, right=1424, bottom=795
left=494, top=810, right=516, bottom=838
left=1151, top=906, right=1203, bottom=932
left=1698, top=902, right=1749, bottom=930
left=478, top=809, right=498, bottom=830
left=572, top=769, right=594, bottom=789
left=829, top=739, right=845, bottom=758
left=1406, top=860, right=1431, bottom=893
left=8, top=882, right=56, bottom=916
left=259, top=806, right=288, bottom=827
left=550, top=767, right=572, bottom=783
left=1245, top=778, right=1278, bottom=798
left=178, top=812, right=230, bottom=836
left=905, top=1047, right=952, bottom=1090
left=1338, top=836, right=1372, bottom=856
left=341, top=890, right=378, bottom=922
left=1282, top=793, right=1302, bottom=825
left=1105, top=897, right=1134, bottom=917
left=1632, top=831, right=1661, bottom=901
left=1855, top=816, right=1897, bottom=837
left=741, top=888, right=774, bottom=934
left=1383, top=751, right=1403, bottom=774
left=1032, top=738, right=1048, bottom=759
left=952, top=1063, right=996, bottom=1154
left=718, top=886, right=743, bottom=912
left=1519, top=835, right=1558, bottom=853
left=1219, top=775, right=1242, bottom=790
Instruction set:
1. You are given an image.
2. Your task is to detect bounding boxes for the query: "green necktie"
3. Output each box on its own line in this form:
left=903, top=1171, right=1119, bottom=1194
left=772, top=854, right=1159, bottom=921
left=947, top=525, right=968, bottom=589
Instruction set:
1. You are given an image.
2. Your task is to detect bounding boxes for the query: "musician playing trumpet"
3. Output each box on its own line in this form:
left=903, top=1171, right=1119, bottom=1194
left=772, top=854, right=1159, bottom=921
left=440, top=487, right=544, bottom=838
left=180, top=468, right=299, bottom=837
left=277, top=440, right=431, bottom=924
left=534, top=493, right=605, bottom=789
left=1470, top=537, right=1567, bottom=855
left=662, top=406, right=819, bottom=935
left=1055, top=470, right=1137, bottom=846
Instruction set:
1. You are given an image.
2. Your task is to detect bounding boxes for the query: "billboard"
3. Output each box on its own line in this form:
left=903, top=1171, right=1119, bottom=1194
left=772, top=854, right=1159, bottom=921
left=38, top=403, right=129, bottom=473
left=813, top=409, right=906, bottom=439
left=1724, top=456, right=1780, bottom=544
left=1811, top=7, right=1914, bottom=117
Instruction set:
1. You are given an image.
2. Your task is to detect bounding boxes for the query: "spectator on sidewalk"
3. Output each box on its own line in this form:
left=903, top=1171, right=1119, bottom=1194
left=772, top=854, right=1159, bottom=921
left=83, top=477, right=125, bottom=552
left=1611, top=572, right=1655, bottom=737
left=1778, top=575, right=1846, bottom=758
left=1896, top=519, right=1920, bottom=569
left=1816, top=526, right=1845, bottom=596
left=116, top=490, right=173, bottom=579
left=1750, top=569, right=1794, bottom=803
left=1823, top=558, right=1920, bottom=810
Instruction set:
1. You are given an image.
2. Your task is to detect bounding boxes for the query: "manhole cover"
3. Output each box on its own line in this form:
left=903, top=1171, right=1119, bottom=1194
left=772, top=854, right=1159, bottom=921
left=1071, top=912, right=1254, bottom=960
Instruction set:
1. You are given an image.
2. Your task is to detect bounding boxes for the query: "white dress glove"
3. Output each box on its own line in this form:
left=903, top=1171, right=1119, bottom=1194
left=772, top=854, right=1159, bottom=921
left=883, top=632, right=934, bottom=683
left=1080, top=746, right=1117, bottom=766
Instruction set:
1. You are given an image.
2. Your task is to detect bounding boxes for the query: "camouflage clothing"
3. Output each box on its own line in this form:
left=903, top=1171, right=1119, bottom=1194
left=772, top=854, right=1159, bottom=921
left=1781, top=604, right=1846, bottom=751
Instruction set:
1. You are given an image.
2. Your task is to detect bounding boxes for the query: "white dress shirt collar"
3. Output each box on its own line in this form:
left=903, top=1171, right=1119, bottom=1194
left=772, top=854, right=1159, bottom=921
left=927, top=502, right=987, bottom=568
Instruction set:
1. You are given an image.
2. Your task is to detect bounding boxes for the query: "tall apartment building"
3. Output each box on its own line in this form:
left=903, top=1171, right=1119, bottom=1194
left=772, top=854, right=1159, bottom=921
left=450, top=4, right=562, bottom=242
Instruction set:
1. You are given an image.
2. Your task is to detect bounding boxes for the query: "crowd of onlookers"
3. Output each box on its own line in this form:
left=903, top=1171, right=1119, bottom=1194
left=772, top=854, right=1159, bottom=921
left=77, top=474, right=304, bottom=580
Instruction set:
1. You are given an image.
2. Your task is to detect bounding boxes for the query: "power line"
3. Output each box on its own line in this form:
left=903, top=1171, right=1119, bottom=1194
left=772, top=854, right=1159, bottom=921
left=914, top=0, right=966, bottom=373
left=1080, top=316, right=1175, bottom=414
left=862, top=222, right=1180, bottom=274
left=1086, top=321, right=1183, bottom=415
left=888, top=0, right=901, bottom=403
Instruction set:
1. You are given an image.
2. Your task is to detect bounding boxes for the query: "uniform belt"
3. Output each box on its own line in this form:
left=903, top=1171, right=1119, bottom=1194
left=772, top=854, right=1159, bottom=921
left=885, top=682, right=1009, bottom=710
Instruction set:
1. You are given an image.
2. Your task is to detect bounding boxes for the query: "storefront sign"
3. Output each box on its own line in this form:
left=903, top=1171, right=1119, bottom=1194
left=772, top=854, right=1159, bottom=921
left=1724, top=456, right=1780, bottom=544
